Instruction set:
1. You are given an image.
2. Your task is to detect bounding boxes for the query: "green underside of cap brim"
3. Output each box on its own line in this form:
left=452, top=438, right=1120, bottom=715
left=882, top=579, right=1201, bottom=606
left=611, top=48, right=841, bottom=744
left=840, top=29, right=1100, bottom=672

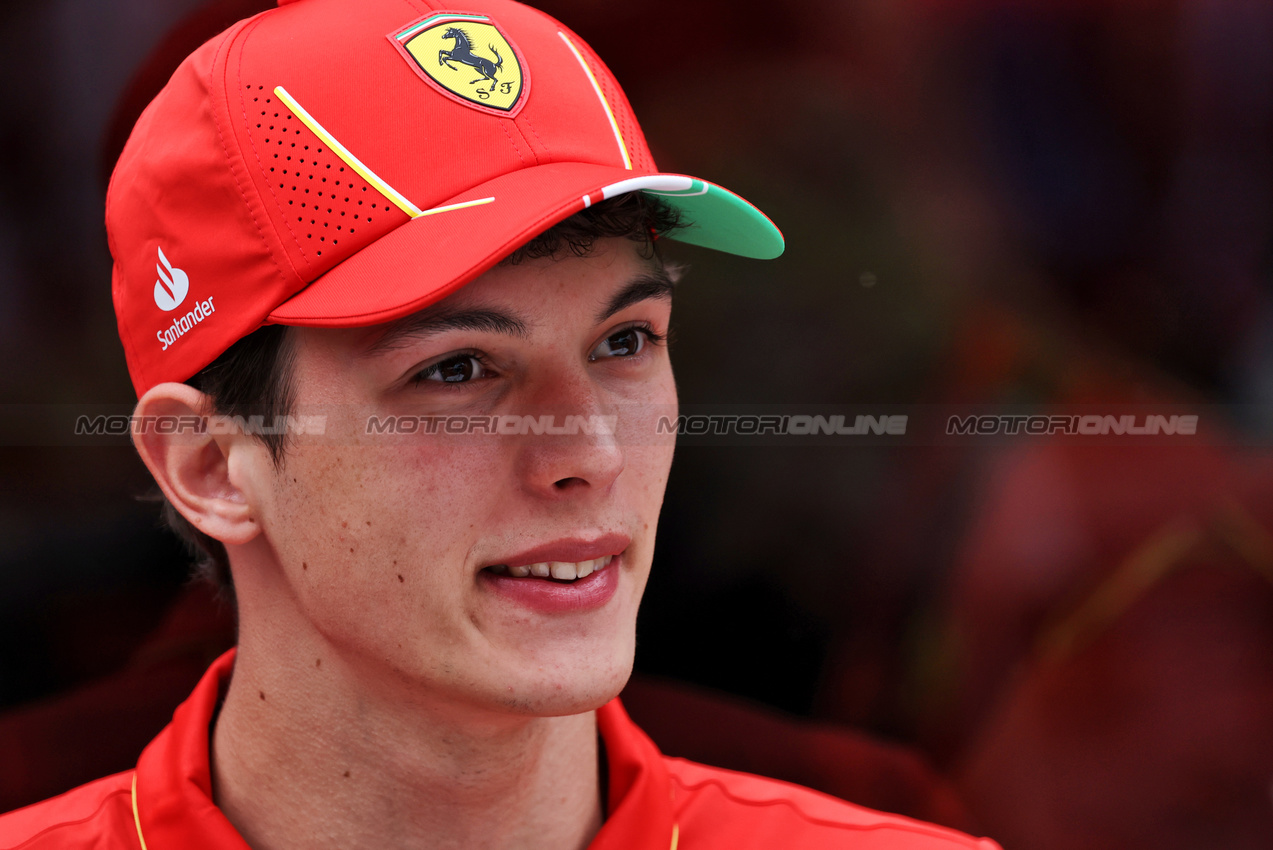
left=640, top=179, right=784, bottom=259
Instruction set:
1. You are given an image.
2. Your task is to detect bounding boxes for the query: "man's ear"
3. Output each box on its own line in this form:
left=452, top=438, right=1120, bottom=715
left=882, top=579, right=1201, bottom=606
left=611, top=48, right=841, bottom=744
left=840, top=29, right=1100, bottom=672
left=132, top=383, right=263, bottom=547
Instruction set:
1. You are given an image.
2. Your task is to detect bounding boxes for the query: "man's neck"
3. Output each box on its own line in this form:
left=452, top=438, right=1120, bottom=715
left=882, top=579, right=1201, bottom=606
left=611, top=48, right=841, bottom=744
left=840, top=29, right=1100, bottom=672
left=211, top=637, right=604, bottom=850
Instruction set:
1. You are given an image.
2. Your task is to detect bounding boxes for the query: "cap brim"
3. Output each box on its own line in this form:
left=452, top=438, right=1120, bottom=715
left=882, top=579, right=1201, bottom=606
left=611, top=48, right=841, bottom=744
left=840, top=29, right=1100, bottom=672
left=267, top=161, right=783, bottom=327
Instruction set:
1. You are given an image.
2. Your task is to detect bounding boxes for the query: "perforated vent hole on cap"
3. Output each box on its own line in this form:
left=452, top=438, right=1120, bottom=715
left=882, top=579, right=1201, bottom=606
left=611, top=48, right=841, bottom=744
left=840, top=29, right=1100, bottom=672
left=242, top=83, right=396, bottom=261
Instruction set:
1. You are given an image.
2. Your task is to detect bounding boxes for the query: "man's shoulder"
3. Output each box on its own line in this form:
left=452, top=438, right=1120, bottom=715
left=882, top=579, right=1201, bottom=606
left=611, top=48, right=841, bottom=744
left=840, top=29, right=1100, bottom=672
left=0, top=772, right=135, bottom=850
left=664, top=757, right=999, bottom=849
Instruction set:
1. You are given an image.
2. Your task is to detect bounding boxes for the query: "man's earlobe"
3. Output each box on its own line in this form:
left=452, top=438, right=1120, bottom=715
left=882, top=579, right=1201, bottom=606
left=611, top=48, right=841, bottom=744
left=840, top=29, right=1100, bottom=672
left=132, top=383, right=262, bottom=547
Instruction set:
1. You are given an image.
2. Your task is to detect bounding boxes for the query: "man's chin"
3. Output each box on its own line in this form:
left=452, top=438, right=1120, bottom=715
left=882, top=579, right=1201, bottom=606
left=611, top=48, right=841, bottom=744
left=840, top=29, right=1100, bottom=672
left=495, top=661, right=635, bottom=718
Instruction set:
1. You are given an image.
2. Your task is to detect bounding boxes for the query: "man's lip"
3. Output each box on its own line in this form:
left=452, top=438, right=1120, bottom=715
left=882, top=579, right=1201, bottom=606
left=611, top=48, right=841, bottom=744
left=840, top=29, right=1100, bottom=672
left=488, top=532, right=631, bottom=569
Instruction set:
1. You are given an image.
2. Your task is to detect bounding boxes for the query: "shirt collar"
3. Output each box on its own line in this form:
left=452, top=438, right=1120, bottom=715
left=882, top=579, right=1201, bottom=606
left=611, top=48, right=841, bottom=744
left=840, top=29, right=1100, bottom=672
left=134, top=649, right=675, bottom=850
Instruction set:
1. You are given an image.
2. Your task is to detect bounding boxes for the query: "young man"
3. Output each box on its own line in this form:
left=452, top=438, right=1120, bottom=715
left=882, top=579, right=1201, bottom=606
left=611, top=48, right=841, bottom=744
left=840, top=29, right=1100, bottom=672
left=1, top=0, right=998, bottom=847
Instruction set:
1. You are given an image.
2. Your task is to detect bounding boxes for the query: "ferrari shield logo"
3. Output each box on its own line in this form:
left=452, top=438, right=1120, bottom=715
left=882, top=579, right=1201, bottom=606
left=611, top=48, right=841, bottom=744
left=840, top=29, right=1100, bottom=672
left=389, top=13, right=527, bottom=115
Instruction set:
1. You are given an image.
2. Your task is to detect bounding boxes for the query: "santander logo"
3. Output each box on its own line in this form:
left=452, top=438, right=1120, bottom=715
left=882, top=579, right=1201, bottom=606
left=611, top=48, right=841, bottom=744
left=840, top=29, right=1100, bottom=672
left=151, top=244, right=215, bottom=352
left=153, top=245, right=189, bottom=311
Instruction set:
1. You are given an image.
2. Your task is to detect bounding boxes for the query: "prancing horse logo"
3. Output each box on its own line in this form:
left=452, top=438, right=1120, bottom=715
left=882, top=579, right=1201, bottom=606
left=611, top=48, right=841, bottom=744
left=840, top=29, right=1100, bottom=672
left=390, top=13, right=527, bottom=114
left=438, top=27, right=502, bottom=92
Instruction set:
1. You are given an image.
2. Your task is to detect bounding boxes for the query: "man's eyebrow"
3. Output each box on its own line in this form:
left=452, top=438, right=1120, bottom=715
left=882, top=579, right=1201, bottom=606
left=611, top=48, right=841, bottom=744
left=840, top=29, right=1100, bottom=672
left=361, top=309, right=529, bottom=356
left=595, top=267, right=678, bottom=325
left=362, top=266, right=678, bottom=356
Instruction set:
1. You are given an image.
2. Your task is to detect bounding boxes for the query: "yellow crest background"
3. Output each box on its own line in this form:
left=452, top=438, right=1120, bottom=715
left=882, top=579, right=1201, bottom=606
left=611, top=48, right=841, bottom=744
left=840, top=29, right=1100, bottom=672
left=405, top=21, right=524, bottom=112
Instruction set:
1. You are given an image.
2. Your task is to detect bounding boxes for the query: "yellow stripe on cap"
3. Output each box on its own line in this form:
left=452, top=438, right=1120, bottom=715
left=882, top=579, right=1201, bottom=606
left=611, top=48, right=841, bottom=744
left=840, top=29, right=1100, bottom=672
left=418, top=197, right=495, bottom=217
left=274, top=86, right=424, bottom=218
left=557, top=33, right=632, bottom=170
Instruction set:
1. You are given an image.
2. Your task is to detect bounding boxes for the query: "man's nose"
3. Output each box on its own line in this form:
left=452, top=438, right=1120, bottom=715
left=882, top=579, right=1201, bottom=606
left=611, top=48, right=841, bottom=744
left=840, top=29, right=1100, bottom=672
left=513, top=366, right=625, bottom=498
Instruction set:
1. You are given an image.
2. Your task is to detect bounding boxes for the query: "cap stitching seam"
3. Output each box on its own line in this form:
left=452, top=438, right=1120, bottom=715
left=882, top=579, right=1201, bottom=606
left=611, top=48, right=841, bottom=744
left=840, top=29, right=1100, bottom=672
left=497, top=120, right=527, bottom=167
left=556, top=27, right=631, bottom=169
left=506, top=120, right=539, bottom=166
left=209, top=19, right=305, bottom=285
left=236, top=88, right=310, bottom=263
left=232, top=21, right=310, bottom=266
left=585, top=43, right=637, bottom=168
left=519, top=115, right=550, bottom=161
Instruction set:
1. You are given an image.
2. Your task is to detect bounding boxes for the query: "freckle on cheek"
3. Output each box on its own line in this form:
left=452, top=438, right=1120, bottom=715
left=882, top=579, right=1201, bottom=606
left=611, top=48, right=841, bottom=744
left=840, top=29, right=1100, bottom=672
left=302, top=562, right=308, bottom=571
left=397, top=574, right=404, bottom=582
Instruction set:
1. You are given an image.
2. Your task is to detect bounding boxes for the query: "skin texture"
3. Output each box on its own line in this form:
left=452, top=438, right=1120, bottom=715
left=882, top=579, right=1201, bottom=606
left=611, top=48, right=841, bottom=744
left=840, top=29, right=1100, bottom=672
left=132, top=237, right=678, bottom=850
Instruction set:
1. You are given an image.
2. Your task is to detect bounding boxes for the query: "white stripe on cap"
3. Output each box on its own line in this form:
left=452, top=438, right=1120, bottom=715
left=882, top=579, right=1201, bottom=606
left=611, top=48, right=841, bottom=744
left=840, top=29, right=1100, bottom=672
left=601, top=175, right=696, bottom=198
left=581, top=175, right=703, bottom=209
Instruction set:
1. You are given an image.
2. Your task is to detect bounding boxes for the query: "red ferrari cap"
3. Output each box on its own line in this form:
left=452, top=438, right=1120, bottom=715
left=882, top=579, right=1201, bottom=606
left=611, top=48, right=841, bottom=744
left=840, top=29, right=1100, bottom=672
left=107, top=0, right=784, bottom=396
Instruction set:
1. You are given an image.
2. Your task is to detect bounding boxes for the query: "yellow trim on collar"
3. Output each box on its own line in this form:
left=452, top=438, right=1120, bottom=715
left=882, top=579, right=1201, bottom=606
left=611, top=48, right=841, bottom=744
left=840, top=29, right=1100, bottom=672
left=131, top=772, right=150, bottom=850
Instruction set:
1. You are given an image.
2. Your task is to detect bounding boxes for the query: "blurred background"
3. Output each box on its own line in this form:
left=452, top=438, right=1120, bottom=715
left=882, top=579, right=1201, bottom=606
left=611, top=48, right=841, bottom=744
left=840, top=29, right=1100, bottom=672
left=3, top=0, right=1273, bottom=847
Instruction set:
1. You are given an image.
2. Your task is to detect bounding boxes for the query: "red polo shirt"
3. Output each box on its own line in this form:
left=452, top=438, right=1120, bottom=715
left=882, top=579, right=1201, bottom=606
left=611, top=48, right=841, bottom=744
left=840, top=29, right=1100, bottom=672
left=0, top=652, right=997, bottom=849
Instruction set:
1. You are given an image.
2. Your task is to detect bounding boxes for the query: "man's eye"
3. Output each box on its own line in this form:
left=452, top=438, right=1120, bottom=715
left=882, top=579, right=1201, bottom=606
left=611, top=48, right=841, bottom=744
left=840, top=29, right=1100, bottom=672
left=591, top=326, right=659, bottom=360
left=416, top=354, right=487, bottom=384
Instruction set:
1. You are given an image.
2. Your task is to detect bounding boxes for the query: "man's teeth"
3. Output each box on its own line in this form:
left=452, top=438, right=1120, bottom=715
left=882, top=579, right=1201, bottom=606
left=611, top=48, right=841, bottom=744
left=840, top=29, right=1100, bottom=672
left=492, top=556, right=611, bottom=580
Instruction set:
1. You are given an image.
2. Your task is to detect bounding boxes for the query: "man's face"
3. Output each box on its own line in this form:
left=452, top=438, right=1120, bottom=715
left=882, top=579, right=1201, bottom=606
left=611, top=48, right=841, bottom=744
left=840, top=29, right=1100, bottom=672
left=238, top=237, right=677, bottom=717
